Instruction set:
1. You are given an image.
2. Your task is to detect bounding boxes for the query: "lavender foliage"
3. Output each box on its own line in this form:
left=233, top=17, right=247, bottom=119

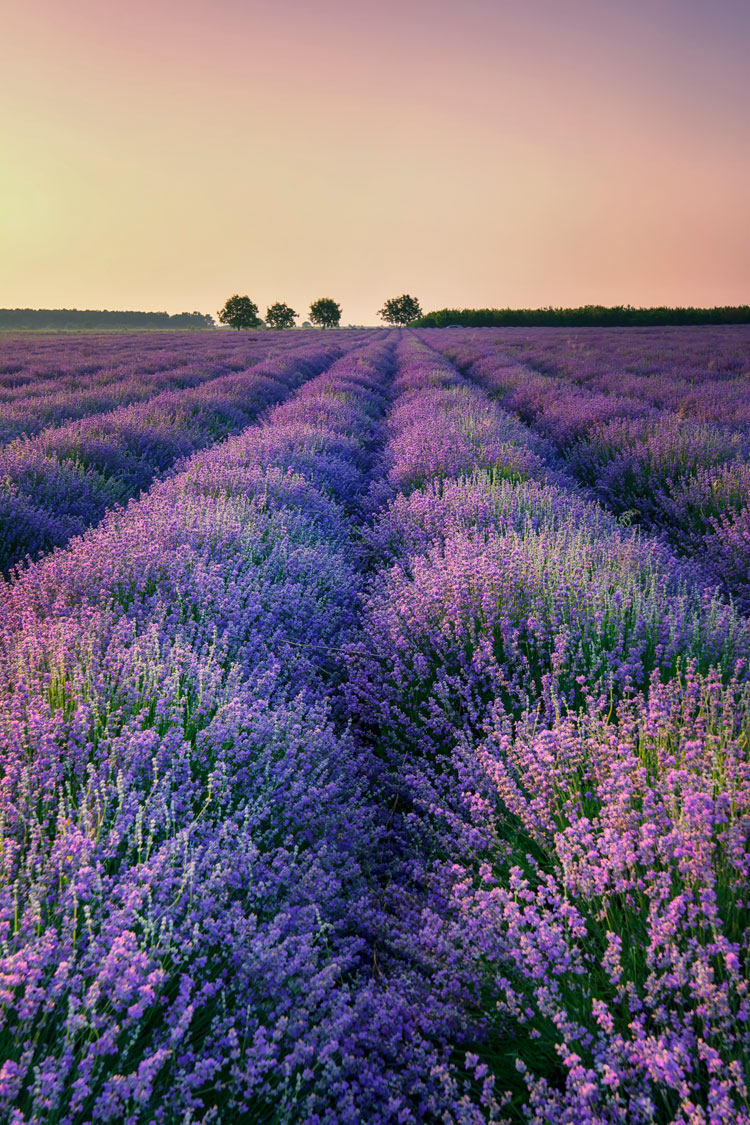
left=1, top=327, right=749, bottom=1123
left=424, top=326, right=750, bottom=612
left=347, top=334, right=750, bottom=1123
left=0, top=338, right=362, bottom=572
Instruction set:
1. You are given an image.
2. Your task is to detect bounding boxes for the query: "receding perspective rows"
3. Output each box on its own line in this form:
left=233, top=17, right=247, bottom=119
left=1, top=326, right=749, bottom=1123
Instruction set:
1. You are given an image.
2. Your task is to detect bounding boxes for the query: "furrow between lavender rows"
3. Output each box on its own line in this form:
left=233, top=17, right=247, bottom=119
left=0, top=336, right=420, bottom=1122
left=420, top=328, right=750, bottom=613
left=340, top=333, right=750, bottom=1122
left=0, top=338, right=363, bottom=574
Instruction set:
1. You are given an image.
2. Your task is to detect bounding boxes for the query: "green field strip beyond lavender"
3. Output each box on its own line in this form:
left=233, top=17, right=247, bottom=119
left=0, top=336, right=373, bottom=573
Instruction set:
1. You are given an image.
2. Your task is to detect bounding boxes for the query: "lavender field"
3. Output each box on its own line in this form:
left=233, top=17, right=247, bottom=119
left=1, top=326, right=749, bottom=1123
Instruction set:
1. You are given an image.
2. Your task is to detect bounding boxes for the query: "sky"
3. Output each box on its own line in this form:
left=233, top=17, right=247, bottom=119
left=1, top=0, right=749, bottom=324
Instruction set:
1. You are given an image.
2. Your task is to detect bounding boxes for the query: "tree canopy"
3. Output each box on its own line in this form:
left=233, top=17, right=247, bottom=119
left=412, top=304, right=750, bottom=328
left=0, top=309, right=214, bottom=330
left=309, top=298, right=342, bottom=328
left=265, top=302, right=297, bottom=330
left=217, top=295, right=262, bottom=331
left=378, top=294, right=422, bottom=326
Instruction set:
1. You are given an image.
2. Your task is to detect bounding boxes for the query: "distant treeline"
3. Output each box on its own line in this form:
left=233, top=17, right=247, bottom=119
left=0, top=308, right=215, bottom=330
left=414, top=305, right=750, bottom=328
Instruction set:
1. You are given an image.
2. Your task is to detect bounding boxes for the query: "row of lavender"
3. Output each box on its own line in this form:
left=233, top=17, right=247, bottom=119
left=2, top=329, right=749, bottom=1121
left=0, top=337, right=440, bottom=1122
left=0, top=338, right=370, bottom=573
left=343, top=336, right=750, bottom=1122
left=0, top=334, right=203, bottom=389
left=469, top=325, right=750, bottom=428
left=0, top=332, right=315, bottom=397
left=0, top=334, right=311, bottom=445
left=421, top=327, right=750, bottom=613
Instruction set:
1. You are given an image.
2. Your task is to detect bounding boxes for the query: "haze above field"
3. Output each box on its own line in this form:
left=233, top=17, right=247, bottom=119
left=2, top=0, right=748, bottom=324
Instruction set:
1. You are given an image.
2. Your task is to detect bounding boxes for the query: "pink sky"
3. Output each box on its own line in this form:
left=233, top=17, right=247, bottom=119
left=1, top=0, right=748, bottom=323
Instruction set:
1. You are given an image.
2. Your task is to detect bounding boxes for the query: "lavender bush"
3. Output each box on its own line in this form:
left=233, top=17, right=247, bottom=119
left=0, top=340, right=394, bottom=1121
left=0, top=341, right=352, bottom=572
left=0, top=339, right=288, bottom=445
left=424, top=326, right=750, bottom=612
left=346, top=334, right=750, bottom=1123
left=1, top=327, right=749, bottom=1122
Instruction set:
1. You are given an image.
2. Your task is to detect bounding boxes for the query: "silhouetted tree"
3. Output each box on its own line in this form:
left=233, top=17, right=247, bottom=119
left=378, top=294, right=422, bottom=326
left=265, top=302, right=297, bottom=329
left=309, top=298, right=342, bottom=328
left=217, top=295, right=261, bottom=331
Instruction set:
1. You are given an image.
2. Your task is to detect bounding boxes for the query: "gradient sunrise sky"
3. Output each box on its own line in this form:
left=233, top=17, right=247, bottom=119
left=2, top=0, right=748, bottom=324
